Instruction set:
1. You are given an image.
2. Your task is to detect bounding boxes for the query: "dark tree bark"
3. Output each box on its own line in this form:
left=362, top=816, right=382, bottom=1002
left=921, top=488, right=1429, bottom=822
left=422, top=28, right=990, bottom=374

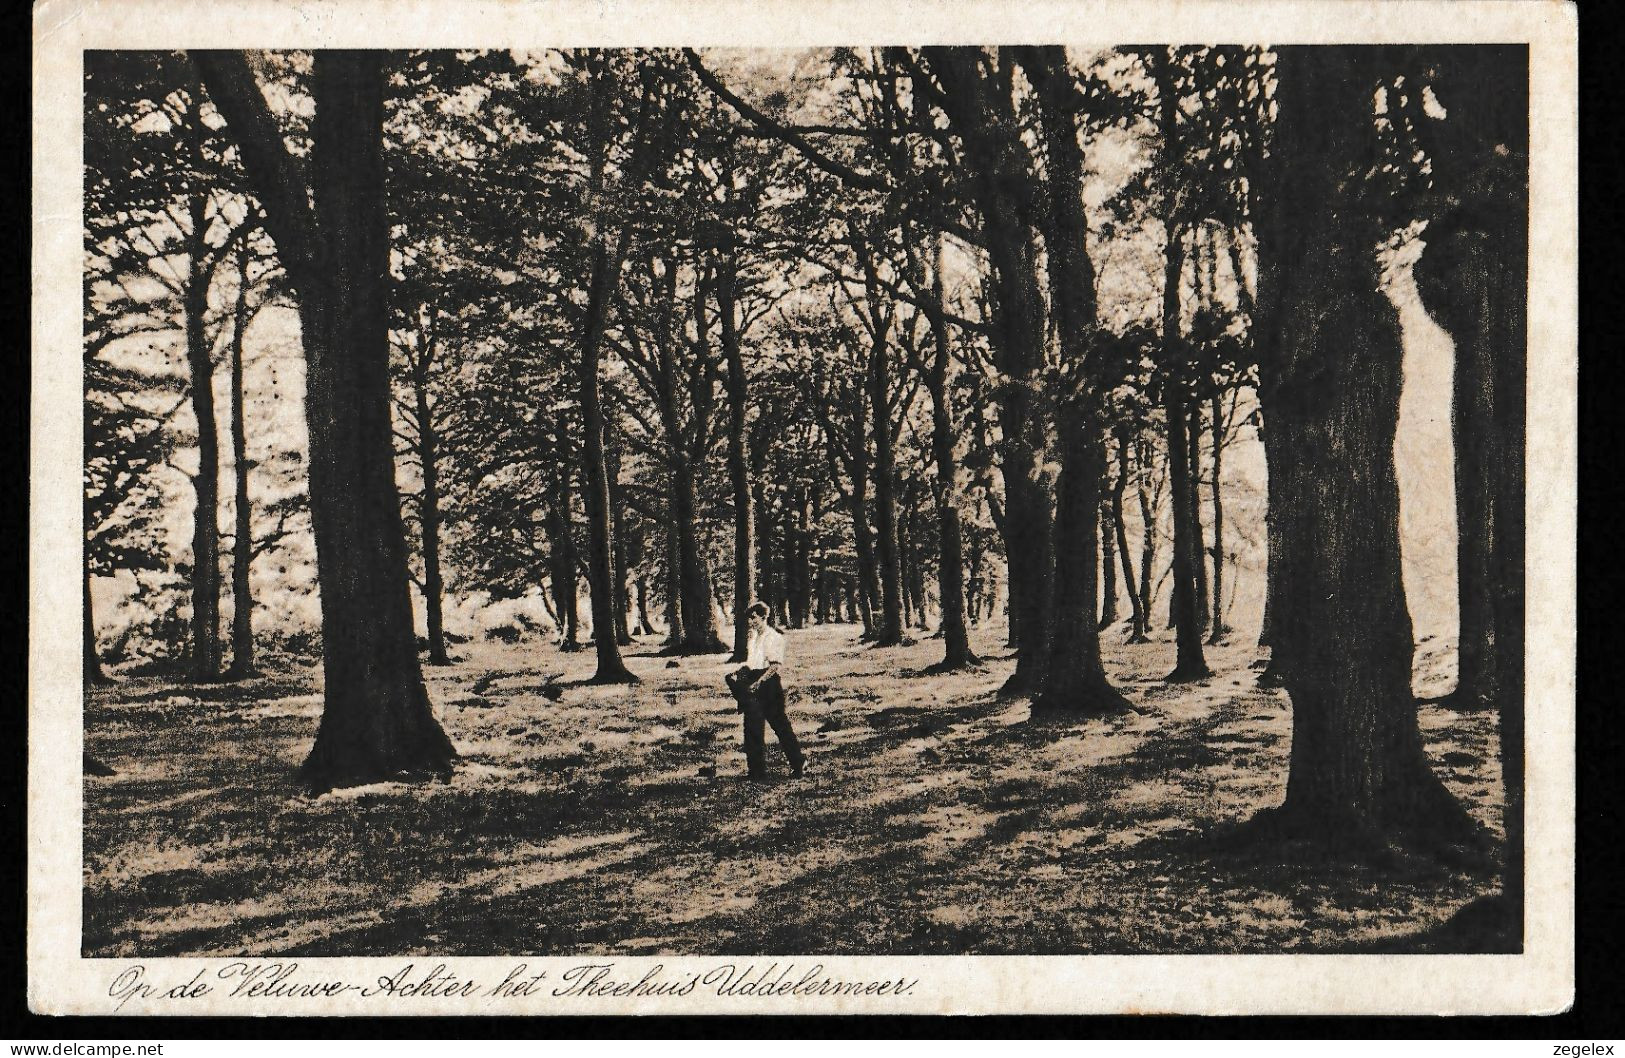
left=403, top=311, right=451, bottom=668
left=864, top=279, right=905, bottom=647
left=790, top=487, right=812, bottom=628
left=576, top=235, right=638, bottom=682
left=847, top=455, right=880, bottom=638
left=635, top=576, right=657, bottom=636
left=1021, top=45, right=1133, bottom=717
left=752, top=478, right=776, bottom=619
left=1161, top=264, right=1211, bottom=678
left=85, top=568, right=107, bottom=685
left=1409, top=44, right=1528, bottom=941
left=194, top=50, right=456, bottom=791
left=1187, top=399, right=1209, bottom=635
left=606, top=438, right=634, bottom=647
left=671, top=458, right=725, bottom=652
left=716, top=251, right=755, bottom=662
left=1112, top=430, right=1149, bottom=643
left=924, top=48, right=1056, bottom=695
left=924, top=245, right=976, bottom=667
left=1152, top=51, right=1212, bottom=683
left=662, top=490, right=685, bottom=645
left=545, top=463, right=581, bottom=650
left=183, top=192, right=223, bottom=682
left=1099, top=501, right=1119, bottom=629
left=225, top=260, right=258, bottom=678
left=1207, top=391, right=1229, bottom=643
left=1136, top=437, right=1159, bottom=630
left=1249, top=46, right=1483, bottom=857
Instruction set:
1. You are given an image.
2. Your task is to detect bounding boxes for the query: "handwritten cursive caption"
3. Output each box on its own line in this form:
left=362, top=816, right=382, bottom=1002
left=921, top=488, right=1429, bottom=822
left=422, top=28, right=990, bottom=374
left=106, top=962, right=921, bottom=1011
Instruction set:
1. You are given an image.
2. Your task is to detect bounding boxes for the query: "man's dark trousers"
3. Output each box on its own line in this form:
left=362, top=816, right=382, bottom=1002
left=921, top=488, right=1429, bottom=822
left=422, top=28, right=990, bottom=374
left=727, top=668, right=804, bottom=779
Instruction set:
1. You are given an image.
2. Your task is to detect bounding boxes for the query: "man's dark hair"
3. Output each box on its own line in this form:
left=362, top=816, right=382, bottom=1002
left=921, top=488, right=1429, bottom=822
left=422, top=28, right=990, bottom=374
left=747, top=602, right=769, bottom=619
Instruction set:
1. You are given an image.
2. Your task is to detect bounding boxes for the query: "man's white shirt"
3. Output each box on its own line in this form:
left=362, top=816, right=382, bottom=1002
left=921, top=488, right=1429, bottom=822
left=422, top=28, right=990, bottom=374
left=745, top=625, right=786, bottom=670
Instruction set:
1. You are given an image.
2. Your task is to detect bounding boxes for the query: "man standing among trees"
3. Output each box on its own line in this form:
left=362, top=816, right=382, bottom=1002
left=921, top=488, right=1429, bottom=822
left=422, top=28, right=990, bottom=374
left=726, top=602, right=805, bottom=782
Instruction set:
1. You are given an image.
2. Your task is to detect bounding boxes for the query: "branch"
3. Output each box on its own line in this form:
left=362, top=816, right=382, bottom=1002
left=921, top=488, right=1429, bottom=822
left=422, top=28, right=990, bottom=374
left=188, top=51, right=323, bottom=287
left=683, top=50, right=890, bottom=194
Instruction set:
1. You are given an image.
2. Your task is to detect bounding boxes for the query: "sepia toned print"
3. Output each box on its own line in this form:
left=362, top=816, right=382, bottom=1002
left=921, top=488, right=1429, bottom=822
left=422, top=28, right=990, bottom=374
left=34, top=0, right=1577, bottom=1016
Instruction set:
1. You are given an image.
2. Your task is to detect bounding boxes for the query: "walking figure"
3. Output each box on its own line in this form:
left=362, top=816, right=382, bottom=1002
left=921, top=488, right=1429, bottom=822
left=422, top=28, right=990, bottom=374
left=725, top=602, right=805, bottom=781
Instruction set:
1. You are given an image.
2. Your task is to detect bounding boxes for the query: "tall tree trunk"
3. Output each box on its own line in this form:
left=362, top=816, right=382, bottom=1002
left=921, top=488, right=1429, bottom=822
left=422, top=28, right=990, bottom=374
left=1251, top=46, right=1482, bottom=857
left=790, top=487, right=812, bottom=628
left=1136, top=441, right=1158, bottom=632
left=1112, top=430, right=1148, bottom=643
left=413, top=357, right=450, bottom=666
left=924, top=47, right=1054, bottom=694
left=576, top=234, right=637, bottom=683
left=184, top=193, right=222, bottom=682
left=717, top=253, right=754, bottom=662
left=1207, top=391, right=1228, bottom=643
left=547, top=469, right=581, bottom=650
left=1409, top=43, right=1528, bottom=941
left=867, top=320, right=905, bottom=647
left=635, top=576, right=657, bottom=636
left=226, top=260, right=257, bottom=678
left=926, top=249, right=974, bottom=666
left=662, top=486, right=685, bottom=645
left=1099, top=501, right=1119, bottom=629
left=753, top=480, right=775, bottom=617
left=1021, top=45, right=1131, bottom=716
left=1162, top=270, right=1211, bottom=680
left=1153, top=51, right=1211, bottom=682
left=671, top=457, right=725, bottom=652
left=607, top=440, right=633, bottom=647
left=1187, top=399, right=1209, bottom=634
left=848, top=458, right=880, bottom=639
left=84, top=568, right=106, bottom=685
left=196, top=50, right=456, bottom=791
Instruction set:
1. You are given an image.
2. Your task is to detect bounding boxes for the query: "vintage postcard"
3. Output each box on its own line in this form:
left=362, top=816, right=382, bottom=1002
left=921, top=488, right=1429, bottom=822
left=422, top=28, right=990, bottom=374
left=31, top=0, right=1577, bottom=1016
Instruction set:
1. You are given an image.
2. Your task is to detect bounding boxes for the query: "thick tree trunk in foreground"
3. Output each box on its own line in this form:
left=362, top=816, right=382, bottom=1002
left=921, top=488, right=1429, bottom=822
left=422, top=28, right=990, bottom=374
left=184, top=194, right=223, bottom=683
left=195, top=50, right=455, bottom=791
left=226, top=265, right=257, bottom=678
left=1023, top=45, right=1131, bottom=717
left=1409, top=43, right=1528, bottom=939
left=925, top=47, right=1054, bottom=695
left=1032, top=419, right=1133, bottom=716
left=1252, top=47, right=1481, bottom=857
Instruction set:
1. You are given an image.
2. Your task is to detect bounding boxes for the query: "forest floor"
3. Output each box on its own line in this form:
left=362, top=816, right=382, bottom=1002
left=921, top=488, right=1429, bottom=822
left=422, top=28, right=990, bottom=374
left=83, top=622, right=1505, bottom=957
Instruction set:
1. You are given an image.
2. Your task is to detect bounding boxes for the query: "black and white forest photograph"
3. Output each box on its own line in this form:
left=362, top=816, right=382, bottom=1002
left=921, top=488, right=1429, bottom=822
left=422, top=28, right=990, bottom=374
left=57, top=18, right=1570, bottom=1005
